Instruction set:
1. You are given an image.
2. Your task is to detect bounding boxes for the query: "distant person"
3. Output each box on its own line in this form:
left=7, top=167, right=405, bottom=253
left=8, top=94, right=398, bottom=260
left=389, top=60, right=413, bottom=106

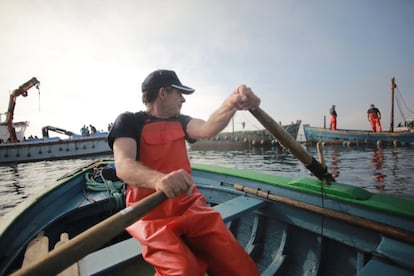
left=367, top=104, right=382, bottom=132
left=107, top=123, right=113, bottom=131
left=329, top=104, right=337, bottom=130
left=89, top=124, right=97, bottom=134
left=81, top=125, right=87, bottom=136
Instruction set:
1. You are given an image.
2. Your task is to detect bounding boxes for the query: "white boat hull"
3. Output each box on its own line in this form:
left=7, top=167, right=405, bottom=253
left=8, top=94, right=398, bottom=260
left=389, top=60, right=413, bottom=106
left=0, top=135, right=112, bottom=164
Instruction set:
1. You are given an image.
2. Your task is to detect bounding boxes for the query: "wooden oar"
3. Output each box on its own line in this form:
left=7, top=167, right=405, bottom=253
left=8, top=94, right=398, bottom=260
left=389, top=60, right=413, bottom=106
left=235, top=184, right=414, bottom=245
left=250, top=107, right=335, bottom=184
left=12, top=191, right=167, bottom=276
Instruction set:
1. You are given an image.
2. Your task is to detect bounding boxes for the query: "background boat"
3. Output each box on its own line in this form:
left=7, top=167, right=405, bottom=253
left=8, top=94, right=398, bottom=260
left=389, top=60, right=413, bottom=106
left=304, top=77, right=414, bottom=145
left=190, top=120, right=301, bottom=150
left=0, top=129, right=112, bottom=164
left=1, top=160, right=413, bottom=275
left=303, top=124, right=414, bottom=145
left=0, top=78, right=112, bottom=164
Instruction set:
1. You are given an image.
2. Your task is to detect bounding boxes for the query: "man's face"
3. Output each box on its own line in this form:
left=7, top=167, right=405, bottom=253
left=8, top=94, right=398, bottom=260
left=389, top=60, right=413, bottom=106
left=163, top=87, right=186, bottom=117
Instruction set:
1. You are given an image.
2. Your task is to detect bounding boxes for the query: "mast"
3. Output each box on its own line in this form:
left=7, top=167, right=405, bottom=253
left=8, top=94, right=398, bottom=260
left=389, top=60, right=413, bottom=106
left=390, top=77, right=396, bottom=132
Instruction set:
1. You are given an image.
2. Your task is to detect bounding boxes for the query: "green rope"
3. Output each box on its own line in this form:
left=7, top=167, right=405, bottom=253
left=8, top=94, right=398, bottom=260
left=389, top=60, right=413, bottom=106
left=85, top=170, right=125, bottom=208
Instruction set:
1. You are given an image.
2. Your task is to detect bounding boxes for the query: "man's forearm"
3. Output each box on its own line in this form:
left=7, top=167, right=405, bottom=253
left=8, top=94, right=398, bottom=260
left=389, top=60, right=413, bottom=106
left=115, top=158, right=164, bottom=190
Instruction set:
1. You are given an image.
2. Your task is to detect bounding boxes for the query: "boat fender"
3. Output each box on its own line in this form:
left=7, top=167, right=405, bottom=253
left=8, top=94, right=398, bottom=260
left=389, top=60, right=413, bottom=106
left=376, top=140, right=383, bottom=149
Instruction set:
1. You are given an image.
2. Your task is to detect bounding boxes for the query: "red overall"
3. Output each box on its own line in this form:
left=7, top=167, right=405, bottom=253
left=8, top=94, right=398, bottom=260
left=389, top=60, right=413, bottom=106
left=368, top=112, right=382, bottom=132
left=125, top=120, right=259, bottom=276
left=330, top=115, right=337, bottom=131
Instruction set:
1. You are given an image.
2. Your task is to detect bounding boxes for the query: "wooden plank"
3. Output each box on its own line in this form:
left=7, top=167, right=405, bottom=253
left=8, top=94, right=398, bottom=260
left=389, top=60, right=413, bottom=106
left=214, top=196, right=265, bottom=223
left=55, top=233, right=79, bottom=276
left=22, top=231, right=49, bottom=268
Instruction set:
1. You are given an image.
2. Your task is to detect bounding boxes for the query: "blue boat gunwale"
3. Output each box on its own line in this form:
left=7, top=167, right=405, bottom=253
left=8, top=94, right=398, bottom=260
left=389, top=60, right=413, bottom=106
left=191, top=163, right=414, bottom=220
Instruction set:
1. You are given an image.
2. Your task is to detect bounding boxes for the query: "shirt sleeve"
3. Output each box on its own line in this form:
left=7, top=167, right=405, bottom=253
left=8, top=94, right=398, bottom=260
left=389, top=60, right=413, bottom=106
left=107, top=111, right=141, bottom=150
left=178, top=114, right=197, bottom=144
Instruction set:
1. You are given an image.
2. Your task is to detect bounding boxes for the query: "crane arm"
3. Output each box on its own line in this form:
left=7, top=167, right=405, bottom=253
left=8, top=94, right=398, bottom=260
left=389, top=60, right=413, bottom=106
left=41, top=126, right=77, bottom=138
left=5, top=77, right=40, bottom=142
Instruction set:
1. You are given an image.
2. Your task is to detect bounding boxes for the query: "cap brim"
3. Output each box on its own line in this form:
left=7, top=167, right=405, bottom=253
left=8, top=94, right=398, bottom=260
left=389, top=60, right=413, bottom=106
left=171, top=84, right=195, bottom=94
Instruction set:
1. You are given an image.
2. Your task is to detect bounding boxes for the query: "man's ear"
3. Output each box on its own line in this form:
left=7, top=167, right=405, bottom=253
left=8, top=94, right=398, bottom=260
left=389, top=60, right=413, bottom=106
left=159, top=87, right=167, bottom=101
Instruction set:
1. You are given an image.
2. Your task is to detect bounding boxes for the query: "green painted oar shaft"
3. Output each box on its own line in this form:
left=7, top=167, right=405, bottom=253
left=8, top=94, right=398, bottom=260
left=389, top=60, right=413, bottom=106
left=12, top=191, right=167, bottom=276
left=250, top=107, right=334, bottom=183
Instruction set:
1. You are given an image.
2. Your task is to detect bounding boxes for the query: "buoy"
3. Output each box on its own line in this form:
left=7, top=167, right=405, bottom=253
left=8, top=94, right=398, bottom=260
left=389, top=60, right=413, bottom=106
left=376, top=140, right=383, bottom=149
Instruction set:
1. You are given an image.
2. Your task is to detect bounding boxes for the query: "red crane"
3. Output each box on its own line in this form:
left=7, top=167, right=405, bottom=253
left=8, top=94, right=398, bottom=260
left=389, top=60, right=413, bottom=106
left=5, top=77, right=40, bottom=142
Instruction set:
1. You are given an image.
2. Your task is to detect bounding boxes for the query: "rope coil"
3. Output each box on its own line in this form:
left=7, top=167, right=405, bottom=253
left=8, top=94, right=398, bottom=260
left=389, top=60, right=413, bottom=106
left=85, top=165, right=125, bottom=208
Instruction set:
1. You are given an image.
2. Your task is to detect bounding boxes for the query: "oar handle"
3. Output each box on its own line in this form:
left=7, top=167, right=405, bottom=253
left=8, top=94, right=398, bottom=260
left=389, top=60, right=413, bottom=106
left=12, top=191, right=167, bottom=276
left=250, top=107, right=335, bottom=183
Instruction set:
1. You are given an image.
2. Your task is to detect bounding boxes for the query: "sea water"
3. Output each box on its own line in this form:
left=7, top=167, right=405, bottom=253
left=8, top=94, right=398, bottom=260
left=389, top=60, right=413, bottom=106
left=1, top=145, right=413, bottom=222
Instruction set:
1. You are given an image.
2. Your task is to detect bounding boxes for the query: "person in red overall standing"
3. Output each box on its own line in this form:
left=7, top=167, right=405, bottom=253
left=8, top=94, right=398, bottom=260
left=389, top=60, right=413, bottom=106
left=329, top=104, right=337, bottom=130
left=367, top=104, right=382, bottom=132
left=108, top=69, right=260, bottom=276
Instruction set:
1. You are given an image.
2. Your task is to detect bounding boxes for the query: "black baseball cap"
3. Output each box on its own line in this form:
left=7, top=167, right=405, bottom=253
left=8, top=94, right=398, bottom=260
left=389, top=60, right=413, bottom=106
left=141, top=69, right=195, bottom=94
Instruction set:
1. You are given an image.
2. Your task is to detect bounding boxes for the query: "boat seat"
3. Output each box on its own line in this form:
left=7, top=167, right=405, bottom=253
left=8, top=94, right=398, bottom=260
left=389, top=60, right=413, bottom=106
left=214, top=195, right=265, bottom=223
left=357, top=258, right=413, bottom=276
left=78, top=195, right=265, bottom=275
left=22, top=232, right=80, bottom=276
left=22, top=231, right=49, bottom=268
left=357, top=237, right=414, bottom=276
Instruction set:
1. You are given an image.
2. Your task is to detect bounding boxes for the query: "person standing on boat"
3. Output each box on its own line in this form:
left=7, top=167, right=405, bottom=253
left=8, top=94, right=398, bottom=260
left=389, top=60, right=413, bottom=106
left=367, top=104, right=382, bottom=132
left=329, top=104, right=337, bottom=130
left=108, top=69, right=260, bottom=276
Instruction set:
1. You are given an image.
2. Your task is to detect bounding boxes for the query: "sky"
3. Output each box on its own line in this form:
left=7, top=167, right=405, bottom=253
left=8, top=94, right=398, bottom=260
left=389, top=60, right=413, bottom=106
left=0, top=0, right=413, bottom=139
